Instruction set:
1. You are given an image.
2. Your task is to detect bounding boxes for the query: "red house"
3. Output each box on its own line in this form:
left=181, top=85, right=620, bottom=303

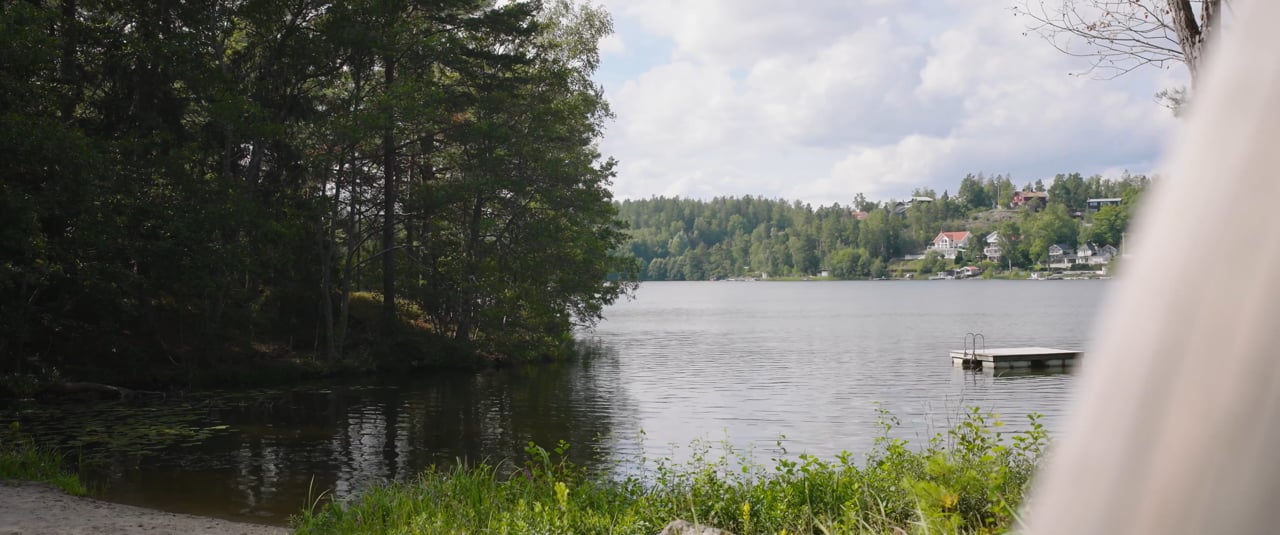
left=1011, top=191, right=1048, bottom=209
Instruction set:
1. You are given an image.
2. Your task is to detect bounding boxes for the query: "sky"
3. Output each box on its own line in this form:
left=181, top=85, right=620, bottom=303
left=589, top=0, right=1185, bottom=206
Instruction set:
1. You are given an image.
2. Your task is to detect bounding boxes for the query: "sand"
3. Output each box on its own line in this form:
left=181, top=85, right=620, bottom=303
left=0, top=482, right=289, bottom=535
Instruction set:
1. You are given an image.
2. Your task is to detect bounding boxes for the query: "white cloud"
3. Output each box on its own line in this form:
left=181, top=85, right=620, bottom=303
left=595, top=0, right=1180, bottom=205
left=599, top=33, right=626, bottom=56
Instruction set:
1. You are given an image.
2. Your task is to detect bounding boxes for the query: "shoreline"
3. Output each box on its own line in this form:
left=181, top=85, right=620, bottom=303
left=0, top=482, right=288, bottom=535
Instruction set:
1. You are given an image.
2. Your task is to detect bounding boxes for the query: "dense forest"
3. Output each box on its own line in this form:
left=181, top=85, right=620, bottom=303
left=0, top=1, right=636, bottom=389
left=617, top=173, right=1149, bottom=281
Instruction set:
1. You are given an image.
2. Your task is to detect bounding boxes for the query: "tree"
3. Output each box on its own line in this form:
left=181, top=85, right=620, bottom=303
left=869, top=258, right=888, bottom=279
left=1086, top=205, right=1129, bottom=246
left=858, top=208, right=905, bottom=262
left=1027, top=204, right=1081, bottom=262
left=919, top=251, right=945, bottom=275
left=997, top=221, right=1033, bottom=268
left=986, top=174, right=1016, bottom=208
left=1013, top=1, right=1230, bottom=109
left=788, top=234, right=819, bottom=275
left=958, top=174, right=991, bottom=212
left=852, top=192, right=877, bottom=212
left=1048, top=173, right=1088, bottom=213
left=0, top=0, right=636, bottom=380
left=828, top=247, right=862, bottom=279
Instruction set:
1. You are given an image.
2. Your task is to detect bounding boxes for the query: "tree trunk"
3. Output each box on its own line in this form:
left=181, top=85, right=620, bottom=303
left=1166, top=0, right=1220, bottom=87
left=381, top=56, right=397, bottom=328
left=454, top=196, right=484, bottom=344
left=319, top=157, right=337, bottom=361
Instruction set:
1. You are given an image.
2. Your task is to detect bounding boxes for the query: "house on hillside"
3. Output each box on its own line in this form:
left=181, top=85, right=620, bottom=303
left=1097, top=244, right=1119, bottom=264
left=928, top=231, right=971, bottom=259
left=893, top=197, right=934, bottom=215
left=1077, top=243, right=1119, bottom=265
left=983, top=231, right=1002, bottom=261
left=1048, top=243, right=1076, bottom=268
left=1087, top=198, right=1123, bottom=213
left=1011, top=191, right=1048, bottom=209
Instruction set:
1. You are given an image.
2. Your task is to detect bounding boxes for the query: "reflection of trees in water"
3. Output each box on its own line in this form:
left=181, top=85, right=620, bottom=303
left=214, top=358, right=635, bottom=514
left=12, top=356, right=635, bottom=522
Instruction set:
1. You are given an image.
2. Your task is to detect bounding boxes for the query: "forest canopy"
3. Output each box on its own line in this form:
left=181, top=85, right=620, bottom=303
left=0, top=0, right=637, bottom=385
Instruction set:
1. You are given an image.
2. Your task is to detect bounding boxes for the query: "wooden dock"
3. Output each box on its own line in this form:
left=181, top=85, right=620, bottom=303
left=950, top=347, right=1082, bottom=370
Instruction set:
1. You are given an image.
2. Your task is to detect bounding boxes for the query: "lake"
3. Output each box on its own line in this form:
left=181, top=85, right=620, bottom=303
left=10, top=280, right=1108, bottom=525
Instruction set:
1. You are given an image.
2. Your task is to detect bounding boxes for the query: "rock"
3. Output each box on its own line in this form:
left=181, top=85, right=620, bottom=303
left=658, top=519, right=735, bottom=535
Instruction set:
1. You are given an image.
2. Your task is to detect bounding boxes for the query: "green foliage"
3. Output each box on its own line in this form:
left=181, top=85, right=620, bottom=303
left=0, top=423, right=86, bottom=496
left=0, top=1, right=634, bottom=383
left=978, top=261, right=1000, bottom=279
left=1047, top=173, right=1089, bottom=213
left=293, top=408, right=1048, bottom=534
left=619, top=173, right=1146, bottom=281
left=1027, top=204, right=1080, bottom=263
left=918, top=251, right=945, bottom=275
left=1085, top=205, right=1129, bottom=246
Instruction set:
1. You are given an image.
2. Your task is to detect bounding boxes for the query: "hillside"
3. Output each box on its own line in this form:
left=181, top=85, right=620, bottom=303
left=616, top=173, right=1149, bottom=280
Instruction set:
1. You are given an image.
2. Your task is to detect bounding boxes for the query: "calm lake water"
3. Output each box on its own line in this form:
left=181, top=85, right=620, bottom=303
left=10, top=280, right=1108, bottom=525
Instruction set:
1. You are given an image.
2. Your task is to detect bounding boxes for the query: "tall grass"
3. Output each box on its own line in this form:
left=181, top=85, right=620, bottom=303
left=0, top=422, right=87, bottom=496
left=294, top=407, right=1047, bottom=534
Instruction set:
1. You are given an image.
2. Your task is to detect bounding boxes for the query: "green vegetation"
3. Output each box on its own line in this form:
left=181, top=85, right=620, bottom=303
left=617, top=172, right=1149, bottom=280
left=0, top=1, right=636, bottom=391
left=0, top=423, right=86, bottom=496
left=294, top=408, right=1047, bottom=534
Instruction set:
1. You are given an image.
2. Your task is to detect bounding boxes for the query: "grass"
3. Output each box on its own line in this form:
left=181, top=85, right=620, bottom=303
left=0, top=422, right=87, bottom=496
left=293, top=408, right=1047, bottom=534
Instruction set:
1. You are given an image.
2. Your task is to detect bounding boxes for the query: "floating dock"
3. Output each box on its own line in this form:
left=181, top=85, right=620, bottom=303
left=950, top=347, right=1081, bottom=370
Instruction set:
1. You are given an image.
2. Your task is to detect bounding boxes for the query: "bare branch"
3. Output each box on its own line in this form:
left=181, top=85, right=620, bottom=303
left=1011, top=0, right=1214, bottom=84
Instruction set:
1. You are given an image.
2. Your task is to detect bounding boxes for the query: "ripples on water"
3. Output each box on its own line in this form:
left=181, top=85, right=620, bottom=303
left=10, top=280, right=1106, bottom=524
left=589, top=280, right=1101, bottom=461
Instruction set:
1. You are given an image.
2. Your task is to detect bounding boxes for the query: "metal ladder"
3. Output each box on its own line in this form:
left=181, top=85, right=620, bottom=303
left=964, top=332, right=986, bottom=363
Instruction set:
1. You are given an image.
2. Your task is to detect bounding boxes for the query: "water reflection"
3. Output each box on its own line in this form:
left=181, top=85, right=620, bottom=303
left=10, top=362, right=636, bottom=525
left=8, top=281, right=1106, bottom=525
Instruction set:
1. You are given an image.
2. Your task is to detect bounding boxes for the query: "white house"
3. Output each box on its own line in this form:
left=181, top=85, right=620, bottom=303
left=929, top=231, right=972, bottom=259
left=1048, top=243, right=1076, bottom=268
left=983, top=231, right=1002, bottom=261
left=1077, top=243, right=1119, bottom=265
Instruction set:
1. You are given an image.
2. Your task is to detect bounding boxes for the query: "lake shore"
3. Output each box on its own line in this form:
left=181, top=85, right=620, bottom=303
left=0, top=482, right=288, bottom=535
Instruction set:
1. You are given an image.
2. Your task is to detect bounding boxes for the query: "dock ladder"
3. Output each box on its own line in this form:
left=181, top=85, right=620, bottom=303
left=963, top=332, right=986, bottom=362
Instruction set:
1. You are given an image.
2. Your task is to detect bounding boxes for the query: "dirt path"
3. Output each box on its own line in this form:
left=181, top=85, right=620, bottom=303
left=0, top=482, right=289, bottom=535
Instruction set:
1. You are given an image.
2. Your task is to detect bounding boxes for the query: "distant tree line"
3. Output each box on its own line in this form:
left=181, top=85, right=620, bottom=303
left=617, top=173, right=1149, bottom=281
left=0, top=1, right=635, bottom=385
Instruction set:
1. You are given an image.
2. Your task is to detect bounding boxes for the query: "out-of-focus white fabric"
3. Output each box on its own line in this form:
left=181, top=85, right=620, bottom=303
left=1021, top=1, right=1280, bottom=533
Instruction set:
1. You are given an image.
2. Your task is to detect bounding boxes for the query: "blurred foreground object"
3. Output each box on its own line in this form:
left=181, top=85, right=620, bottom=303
left=1022, top=0, right=1280, bottom=533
